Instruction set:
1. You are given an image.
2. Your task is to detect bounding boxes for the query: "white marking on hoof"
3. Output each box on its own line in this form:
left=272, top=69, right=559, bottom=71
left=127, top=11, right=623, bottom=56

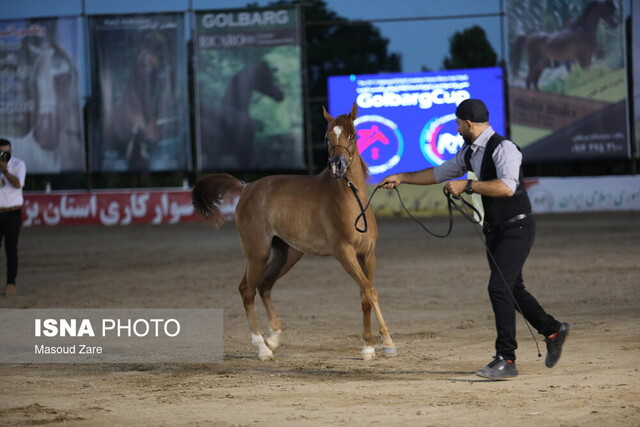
left=265, top=328, right=282, bottom=352
left=252, top=333, right=273, bottom=361
left=361, top=345, right=376, bottom=361
left=382, top=346, right=398, bottom=358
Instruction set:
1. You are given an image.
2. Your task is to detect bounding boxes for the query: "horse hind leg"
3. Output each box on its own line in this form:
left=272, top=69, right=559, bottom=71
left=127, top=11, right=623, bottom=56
left=259, top=237, right=304, bottom=352
left=239, top=256, right=274, bottom=361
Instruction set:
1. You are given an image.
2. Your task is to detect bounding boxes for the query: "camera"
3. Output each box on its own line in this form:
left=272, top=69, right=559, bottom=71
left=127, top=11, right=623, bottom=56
left=0, top=151, right=11, bottom=162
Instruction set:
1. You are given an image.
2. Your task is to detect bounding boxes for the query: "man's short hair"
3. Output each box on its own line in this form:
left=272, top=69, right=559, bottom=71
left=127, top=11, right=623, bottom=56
left=0, top=138, right=11, bottom=147
left=455, top=99, right=489, bottom=123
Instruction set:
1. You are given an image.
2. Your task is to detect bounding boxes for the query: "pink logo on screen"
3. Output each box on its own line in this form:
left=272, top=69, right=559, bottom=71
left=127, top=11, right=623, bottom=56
left=358, top=125, right=389, bottom=160
left=354, top=115, right=404, bottom=176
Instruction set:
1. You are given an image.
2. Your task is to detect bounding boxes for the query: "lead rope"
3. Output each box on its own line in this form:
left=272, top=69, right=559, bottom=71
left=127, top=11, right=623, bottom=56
left=347, top=180, right=542, bottom=358
left=343, top=176, right=369, bottom=233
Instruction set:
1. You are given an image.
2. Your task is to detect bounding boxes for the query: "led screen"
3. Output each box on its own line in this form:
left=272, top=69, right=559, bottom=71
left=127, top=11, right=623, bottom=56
left=328, top=67, right=505, bottom=183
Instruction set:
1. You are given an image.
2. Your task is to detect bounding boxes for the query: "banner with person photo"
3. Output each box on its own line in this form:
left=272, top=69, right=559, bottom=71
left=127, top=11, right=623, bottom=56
left=0, top=17, right=85, bottom=173
left=88, top=13, right=190, bottom=172
left=194, top=7, right=305, bottom=171
left=506, top=0, right=630, bottom=162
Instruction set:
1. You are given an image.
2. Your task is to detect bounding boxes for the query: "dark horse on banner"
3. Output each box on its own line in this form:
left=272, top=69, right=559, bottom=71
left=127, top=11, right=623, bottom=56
left=102, top=48, right=165, bottom=170
left=192, top=103, right=397, bottom=361
left=511, top=0, right=618, bottom=90
left=199, top=61, right=284, bottom=170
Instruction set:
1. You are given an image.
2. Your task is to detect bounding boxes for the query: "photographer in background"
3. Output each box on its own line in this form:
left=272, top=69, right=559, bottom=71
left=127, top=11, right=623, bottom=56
left=0, top=139, right=26, bottom=296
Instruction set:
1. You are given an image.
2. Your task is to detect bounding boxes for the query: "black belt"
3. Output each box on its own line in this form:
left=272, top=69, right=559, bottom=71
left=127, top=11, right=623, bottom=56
left=0, top=206, right=22, bottom=213
left=484, top=213, right=531, bottom=232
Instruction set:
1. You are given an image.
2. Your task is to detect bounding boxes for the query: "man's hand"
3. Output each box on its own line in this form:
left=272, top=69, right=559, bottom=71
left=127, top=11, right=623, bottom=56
left=0, top=160, right=8, bottom=174
left=444, top=179, right=466, bottom=197
left=379, top=174, right=402, bottom=189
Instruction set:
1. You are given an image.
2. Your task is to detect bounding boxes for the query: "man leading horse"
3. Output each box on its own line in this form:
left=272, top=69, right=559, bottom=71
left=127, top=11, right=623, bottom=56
left=380, top=99, right=569, bottom=380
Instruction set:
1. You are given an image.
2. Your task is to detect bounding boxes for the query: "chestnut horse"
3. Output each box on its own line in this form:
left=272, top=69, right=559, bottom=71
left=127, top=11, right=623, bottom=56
left=511, top=0, right=618, bottom=90
left=192, top=103, right=396, bottom=361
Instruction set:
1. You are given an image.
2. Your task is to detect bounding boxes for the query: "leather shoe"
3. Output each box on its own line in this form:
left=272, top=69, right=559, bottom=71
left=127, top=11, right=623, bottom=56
left=5, top=284, right=16, bottom=296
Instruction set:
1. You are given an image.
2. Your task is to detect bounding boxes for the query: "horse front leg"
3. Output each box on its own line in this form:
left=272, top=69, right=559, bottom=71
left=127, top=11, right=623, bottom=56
left=239, top=269, right=273, bottom=361
left=359, top=252, right=397, bottom=359
left=357, top=254, right=375, bottom=360
left=359, top=287, right=375, bottom=361
left=338, top=248, right=396, bottom=360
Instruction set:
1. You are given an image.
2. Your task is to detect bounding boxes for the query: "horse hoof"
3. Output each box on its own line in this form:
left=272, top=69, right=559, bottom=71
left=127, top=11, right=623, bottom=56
left=265, top=329, right=282, bottom=352
left=361, top=346, right=376, bottom=361
left=258, top=349, right=274, bottom=361
left=265, top=337, right=279, bottom=352
left=382, top=346, right=398, bottom=358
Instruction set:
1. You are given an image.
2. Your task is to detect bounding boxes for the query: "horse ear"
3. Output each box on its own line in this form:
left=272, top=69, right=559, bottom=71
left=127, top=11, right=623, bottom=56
left=322, top=106, right=333, bottom=122
left=348, top=102, right=358, bottom=121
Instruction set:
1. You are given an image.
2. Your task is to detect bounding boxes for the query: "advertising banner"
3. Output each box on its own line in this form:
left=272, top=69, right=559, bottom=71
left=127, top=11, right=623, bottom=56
left=194, top=7, right=305, bottom=171
left=328, top=67, right=506, bottom=184
left=0, top=17, right=85, bottom=173
left=88, top=13, right=190, bottom=172
left=526, top=175, right=640, bottom=213
left=21, top=189, right=217, bottom=226
left=506, top=0, right=629, bottom=162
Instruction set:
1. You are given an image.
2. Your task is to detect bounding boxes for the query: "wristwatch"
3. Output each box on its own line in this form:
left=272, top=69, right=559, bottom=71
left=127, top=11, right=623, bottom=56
left=464, top=179, right=474, bottom=194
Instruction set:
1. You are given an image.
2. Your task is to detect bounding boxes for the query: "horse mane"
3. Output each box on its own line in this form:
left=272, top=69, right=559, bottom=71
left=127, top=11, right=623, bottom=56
left=333, top=114, right=369, bottom=180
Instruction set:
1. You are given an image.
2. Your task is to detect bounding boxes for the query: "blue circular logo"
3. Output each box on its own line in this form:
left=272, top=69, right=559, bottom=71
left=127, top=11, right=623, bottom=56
left=420, top=114, right=464, bottom=166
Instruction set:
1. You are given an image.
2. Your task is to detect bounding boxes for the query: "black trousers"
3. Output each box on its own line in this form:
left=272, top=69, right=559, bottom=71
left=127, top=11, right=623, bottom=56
left=484, top=217, right=560, bottom=360
left=0, top=209, right=22, bottom=285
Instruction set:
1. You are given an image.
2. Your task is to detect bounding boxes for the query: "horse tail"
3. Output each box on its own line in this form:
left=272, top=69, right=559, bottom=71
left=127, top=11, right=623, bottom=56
left=192, top=173, right=245, bottom=228
left=510, top=35, right=527, bottom=76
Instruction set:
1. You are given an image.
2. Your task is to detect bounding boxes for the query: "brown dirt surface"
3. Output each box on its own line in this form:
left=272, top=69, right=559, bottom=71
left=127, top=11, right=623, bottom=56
left=1, top=212, right=639, bottom=426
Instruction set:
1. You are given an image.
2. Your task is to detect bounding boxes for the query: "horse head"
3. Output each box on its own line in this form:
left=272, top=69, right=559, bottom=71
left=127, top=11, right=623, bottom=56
left=580, top=0, right=618, bottom=30
left=323, top=102, right=361, bottom=179
left=600, top=0, right=619, bottom=28
left=252, top=61, right=284, bottom=102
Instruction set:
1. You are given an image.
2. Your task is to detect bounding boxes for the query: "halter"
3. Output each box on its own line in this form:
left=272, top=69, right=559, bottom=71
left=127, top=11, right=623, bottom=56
left=325, top=126, right=357, bottom=173
left=328, top=142, right=355, bottom=170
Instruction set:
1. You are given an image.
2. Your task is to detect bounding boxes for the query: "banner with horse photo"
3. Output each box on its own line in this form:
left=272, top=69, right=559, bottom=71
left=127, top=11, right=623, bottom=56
left=0, top=17, right=85, bottom=173
left=194, top=7, right=305, bottom=171
left=506, top=0, right=630, bottom=162
left=88, top=13, right=190, bottom=172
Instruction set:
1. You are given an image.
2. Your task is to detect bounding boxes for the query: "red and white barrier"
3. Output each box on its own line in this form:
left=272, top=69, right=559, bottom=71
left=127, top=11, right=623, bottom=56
left=21, top=175, right=639, bottom=226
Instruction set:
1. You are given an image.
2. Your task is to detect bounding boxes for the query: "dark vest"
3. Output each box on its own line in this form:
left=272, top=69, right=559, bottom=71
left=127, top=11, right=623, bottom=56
left=464, top=133, right=532, bottom=227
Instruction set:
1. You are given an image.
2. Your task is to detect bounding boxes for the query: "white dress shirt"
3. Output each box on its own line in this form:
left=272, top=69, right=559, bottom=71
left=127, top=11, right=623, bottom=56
left=433, top=126, right=522, bottom=193
left=0, top=156, right=26, bottom=207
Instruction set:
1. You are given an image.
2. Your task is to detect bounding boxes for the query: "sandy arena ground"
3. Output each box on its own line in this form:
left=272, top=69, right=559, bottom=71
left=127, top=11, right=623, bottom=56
left=1, top=212, right=639, bottom=426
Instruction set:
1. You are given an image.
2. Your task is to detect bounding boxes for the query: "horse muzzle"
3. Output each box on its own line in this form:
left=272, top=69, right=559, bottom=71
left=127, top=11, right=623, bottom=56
left=328, top=156, right=347, bottom=179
